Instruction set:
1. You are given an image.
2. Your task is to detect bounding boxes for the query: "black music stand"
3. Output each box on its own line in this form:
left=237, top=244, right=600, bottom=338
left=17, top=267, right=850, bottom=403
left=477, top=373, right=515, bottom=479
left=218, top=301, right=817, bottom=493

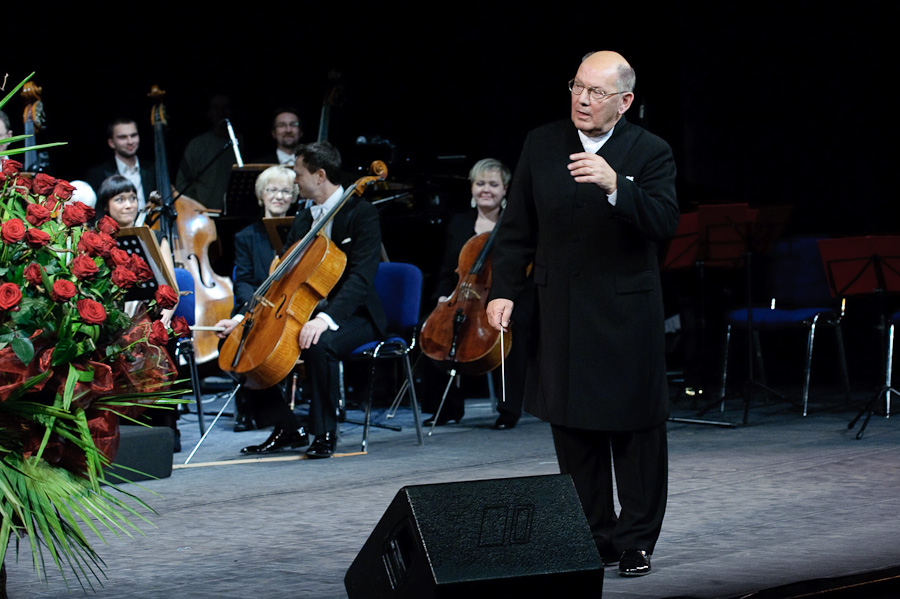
left=818, top=236, right=900, bottom=439
left=117, top=226, right=177, bottom=300
left=663, top=210, right=735, bottom=427
left=118, top=227, right=207, bottom=435
left=225, top=164, right=273, bottom=217
left=691, top=204, right=791, bottom=425
left=263, top=217, right=295, bottom=257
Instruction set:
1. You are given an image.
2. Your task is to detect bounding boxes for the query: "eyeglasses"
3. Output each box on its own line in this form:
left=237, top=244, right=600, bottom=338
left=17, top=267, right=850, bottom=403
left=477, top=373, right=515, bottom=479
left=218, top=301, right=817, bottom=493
left=274, top=121, right=301, bottom=130
left=568, top=79, right=630, bottom=103
left=264, top=187, right=293, bottom=197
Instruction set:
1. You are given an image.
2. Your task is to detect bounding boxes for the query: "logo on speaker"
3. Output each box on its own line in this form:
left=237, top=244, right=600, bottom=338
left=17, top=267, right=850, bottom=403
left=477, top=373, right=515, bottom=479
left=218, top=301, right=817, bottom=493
left=478, top=504, right=534, bottom=547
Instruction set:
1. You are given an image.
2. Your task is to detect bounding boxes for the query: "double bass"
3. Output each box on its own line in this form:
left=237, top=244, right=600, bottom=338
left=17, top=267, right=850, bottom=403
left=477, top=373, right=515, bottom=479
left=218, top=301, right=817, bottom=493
left=419, top=218, right=511, bottom=376
left=20, top=80, right=51, bottom=173
left=218, top=161, right=388, bottom=390
left=149, top=86, right=234, bottom=364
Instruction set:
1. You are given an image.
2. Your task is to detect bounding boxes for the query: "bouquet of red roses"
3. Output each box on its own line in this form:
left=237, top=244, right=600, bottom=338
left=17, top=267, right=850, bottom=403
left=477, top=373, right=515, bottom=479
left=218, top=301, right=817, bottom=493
left=0, top=155, right=190, bottom=589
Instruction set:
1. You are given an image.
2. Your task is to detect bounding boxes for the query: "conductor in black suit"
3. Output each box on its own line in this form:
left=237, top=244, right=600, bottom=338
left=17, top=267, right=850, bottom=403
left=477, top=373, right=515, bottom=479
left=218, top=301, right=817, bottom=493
left=217, top=141, right=386, bottom=459
left=487, top=50, right=679, bottom=577
left=84, top=118, right=155, bottom=212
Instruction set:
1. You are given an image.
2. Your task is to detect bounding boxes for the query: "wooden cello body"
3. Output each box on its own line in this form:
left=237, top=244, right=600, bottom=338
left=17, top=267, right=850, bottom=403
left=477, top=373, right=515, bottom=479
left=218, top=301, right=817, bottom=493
left=149, top=87, right=234, bottom=365
left=218, top=161, right=387, bottom=390
left=419, top=225, right=511, bottom=376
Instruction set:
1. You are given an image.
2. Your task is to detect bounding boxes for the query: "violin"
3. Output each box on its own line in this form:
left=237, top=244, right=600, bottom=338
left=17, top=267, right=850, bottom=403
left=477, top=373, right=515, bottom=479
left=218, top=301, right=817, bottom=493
left=419, top=219, right=511, bottom=376
left=149, top=86, right=234, bottom=365
left=218, top=161, right=388, bottom=389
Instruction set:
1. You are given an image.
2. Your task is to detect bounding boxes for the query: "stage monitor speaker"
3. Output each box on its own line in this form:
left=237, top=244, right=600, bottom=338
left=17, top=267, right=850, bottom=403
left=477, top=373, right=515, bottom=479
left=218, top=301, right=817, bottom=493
left=344, top=474, right=603, bottom=599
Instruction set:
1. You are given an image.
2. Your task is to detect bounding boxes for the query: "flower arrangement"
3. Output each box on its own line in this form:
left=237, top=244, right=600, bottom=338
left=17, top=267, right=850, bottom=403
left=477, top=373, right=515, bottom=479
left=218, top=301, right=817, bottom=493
left=1, top=75, right=189, bottom=591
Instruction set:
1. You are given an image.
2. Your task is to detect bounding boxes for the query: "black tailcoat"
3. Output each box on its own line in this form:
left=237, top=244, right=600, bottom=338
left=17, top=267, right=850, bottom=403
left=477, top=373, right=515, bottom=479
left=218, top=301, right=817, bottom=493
left=490, top=117, right=679, bottom=431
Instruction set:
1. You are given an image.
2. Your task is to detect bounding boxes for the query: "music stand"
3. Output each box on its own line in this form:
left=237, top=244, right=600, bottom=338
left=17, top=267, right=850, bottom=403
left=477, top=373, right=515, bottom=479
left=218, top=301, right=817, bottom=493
left=117, top=226, right=177, bottom=300
left=224, top=164, right=274, bottom=217
left=818, top=235, right=900, bottom=439
left=691, top=204, right=791, bottom=424
left=263, top=217, right=295, bottom=257
left=663, top=211, right=735, bottom=427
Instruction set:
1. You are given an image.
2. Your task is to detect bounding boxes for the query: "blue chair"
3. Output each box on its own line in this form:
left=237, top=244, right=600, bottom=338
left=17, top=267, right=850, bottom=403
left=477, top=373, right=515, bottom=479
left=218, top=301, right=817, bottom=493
left=342, top=262, right=425, bottom=452
left=718, top=236, right=852, bottom=418
left=172, top=267, right=207, bottom=434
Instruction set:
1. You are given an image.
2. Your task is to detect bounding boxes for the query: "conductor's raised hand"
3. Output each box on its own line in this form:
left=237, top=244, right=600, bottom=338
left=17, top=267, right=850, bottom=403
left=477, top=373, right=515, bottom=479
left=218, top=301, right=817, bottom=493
left=568, top=151, right=617, bottom=194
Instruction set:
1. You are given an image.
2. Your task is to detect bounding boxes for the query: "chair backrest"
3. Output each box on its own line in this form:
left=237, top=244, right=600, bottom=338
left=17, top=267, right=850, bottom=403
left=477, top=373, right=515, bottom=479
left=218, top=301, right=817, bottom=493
left=765, top=235, right=834, bottom=306
left=374, top=262, right=423, bottom=333
left=172, top=267, right=195, bottom=325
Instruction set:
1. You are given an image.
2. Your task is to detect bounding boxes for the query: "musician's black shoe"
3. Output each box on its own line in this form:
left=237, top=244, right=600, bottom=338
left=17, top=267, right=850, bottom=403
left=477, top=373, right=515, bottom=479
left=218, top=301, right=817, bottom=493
left=491, top=414, right=518, bottom=430
left=618, top=549, right=651, bottom=576
left=305, top=432, right=337, bottom=459
left=423, top=405, right=464, bottom=426
left=240, top=427, right=309, bottom=454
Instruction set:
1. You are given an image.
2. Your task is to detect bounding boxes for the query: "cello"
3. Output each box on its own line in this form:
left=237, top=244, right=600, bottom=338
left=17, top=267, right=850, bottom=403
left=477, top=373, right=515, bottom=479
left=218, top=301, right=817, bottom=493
left=419, top=218, right=511, bottom=377
left=149, top=86, right=234, bottom=365
left=218, top=161, right=388, bottom=390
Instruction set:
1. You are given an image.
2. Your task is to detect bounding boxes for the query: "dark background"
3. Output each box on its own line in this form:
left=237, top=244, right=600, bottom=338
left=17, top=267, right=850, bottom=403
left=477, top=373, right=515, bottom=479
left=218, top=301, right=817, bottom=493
left=3, top=3, right=894, bottom=387
left=6, top=4, right=893, bottom=236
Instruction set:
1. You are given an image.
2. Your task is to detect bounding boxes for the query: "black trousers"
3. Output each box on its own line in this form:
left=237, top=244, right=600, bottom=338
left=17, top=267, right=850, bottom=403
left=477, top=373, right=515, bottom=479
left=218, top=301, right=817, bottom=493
left=550, top=420, right=668, bottom=556
left=244, top=314, right=379, bottom=437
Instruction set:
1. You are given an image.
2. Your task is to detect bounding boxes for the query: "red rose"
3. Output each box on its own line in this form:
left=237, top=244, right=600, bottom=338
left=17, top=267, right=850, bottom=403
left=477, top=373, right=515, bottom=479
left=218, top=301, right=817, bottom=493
left=1, top=218, right=26, bottom=244
left=14, top=175, right=32, bottom=192
left=26, top=203, right=52, bottom=226
left=51, top=279, right=77, bottom=301
left=52, top=180, right=77, bottom=201
left=108, top=248, right=131, bottom=268
left=1, top=159, right=22, bottom=176
left=0, top=282, right=22, bottom=310
left=96, top=215, right=120, bottom=237
left=154, top=285, right=179, bottom=309
left=130, top=255, right=154, bottom=282
left=170, top=316, right=191, bottom=339
left=25, top=227, right=51, bottom=248
left=61, top=201, right=95, bottom=227
left=70, top=254, right=99, bottom=280
left=24, top=263, right=44, bottom=286
left=32, top=173, right=58, bottom=196
left=111, top=266, right=138, bottom=289
left=148, top=320, right=169, bottom=346
left=44, top=197, right=61, bottom=215
left=76, top=298, right=107, bottom=324
left=78, top=230, right=116, bottom=258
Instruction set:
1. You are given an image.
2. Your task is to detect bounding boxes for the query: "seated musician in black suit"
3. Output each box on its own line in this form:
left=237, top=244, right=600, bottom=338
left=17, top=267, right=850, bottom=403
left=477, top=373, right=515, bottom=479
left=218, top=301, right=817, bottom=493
left=227, top=165, right=300, bottom=431
left=215, top=141, right=386, bottom=459
left=422, top=158, right=531, bottom=430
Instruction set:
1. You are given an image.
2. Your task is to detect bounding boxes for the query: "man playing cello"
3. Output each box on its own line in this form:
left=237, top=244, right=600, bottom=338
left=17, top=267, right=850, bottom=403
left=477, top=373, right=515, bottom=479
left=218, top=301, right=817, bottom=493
left=216, top=141, right=386, bottom=459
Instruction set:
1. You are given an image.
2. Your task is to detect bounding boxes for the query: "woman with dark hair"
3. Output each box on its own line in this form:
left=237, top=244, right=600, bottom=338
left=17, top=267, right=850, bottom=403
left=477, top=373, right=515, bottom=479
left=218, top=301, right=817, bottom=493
left=97, top=175, right=183, bottom=449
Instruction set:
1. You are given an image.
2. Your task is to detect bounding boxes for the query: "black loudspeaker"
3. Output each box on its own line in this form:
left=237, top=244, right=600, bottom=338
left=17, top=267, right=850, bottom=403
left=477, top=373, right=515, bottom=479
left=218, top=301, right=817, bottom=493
left=344, top=474, right=603, bottom=599
left=105, top=425, right=173, bottom=483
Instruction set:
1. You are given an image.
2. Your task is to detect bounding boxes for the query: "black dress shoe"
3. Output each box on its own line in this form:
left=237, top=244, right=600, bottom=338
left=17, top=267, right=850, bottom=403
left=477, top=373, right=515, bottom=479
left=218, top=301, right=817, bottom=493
left=491, top=415, right=518, bottom=430
left=240, top=427, right=309, bottom=454
left=423, top=406, right=464, bottom=426
left=618, top=549, right=651, bottom=576
left=233, top=419, right=255, bottom=433
left=305, top=432, right=337, bottom=459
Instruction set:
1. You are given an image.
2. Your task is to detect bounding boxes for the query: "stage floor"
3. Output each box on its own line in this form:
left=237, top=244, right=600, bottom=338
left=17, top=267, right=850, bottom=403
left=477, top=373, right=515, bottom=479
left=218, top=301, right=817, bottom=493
left=4, top=382, right=900, bottom=598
